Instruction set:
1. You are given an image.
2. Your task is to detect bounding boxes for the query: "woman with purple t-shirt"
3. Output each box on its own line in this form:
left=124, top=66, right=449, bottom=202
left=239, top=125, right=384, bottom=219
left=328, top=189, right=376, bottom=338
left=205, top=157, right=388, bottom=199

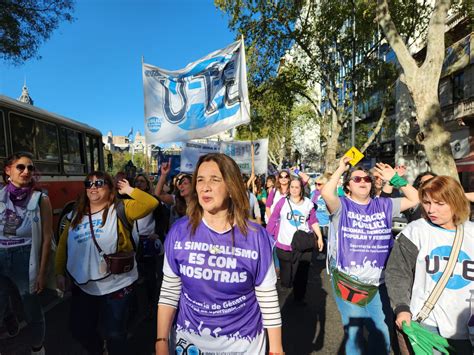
left=321, top=156, right=419, bottom=354
left=156, top=153, right=283, bottom=355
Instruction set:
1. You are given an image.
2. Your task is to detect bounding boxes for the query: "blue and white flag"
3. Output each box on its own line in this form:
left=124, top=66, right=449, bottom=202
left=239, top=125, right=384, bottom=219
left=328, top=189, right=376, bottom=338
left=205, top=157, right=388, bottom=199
left=143, top=39, right=250, bottom=143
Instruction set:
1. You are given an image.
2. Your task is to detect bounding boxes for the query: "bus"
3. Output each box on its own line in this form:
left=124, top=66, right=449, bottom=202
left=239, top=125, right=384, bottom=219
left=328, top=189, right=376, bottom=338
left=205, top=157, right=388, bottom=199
left=0, top=95, right=104, bottom=239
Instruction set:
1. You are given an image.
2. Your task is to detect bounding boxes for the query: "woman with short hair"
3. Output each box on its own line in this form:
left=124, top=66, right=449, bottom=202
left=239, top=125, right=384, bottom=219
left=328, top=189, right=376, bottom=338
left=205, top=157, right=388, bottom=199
left=321, top=157, right=419, bottom=354
left=386, top=176, right=474, bottom=354
left=0, top=152, right=53, bottom=354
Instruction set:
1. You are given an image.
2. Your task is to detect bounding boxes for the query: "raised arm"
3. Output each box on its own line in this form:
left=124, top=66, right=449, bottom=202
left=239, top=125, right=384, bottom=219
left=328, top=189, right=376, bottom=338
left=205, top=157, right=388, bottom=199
left=321, top=156, right=350, bottom=214
left=154, top=158, right=174, bottom=205
left=374, top=163, right=419, bottom=212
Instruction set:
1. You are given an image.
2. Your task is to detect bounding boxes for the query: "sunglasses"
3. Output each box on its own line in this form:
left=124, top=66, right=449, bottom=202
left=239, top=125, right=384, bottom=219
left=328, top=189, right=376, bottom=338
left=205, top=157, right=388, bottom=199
left=316, top=183, right=323, bottom=186
left=15, top=164, right=35, bottom=172
left=279, top=175, right=289, bottom=179
left=177, top=175, right=192, bottom=185
left=84, top=179, right=107, bottom=189
left=351, top=176, right=372, bottom=183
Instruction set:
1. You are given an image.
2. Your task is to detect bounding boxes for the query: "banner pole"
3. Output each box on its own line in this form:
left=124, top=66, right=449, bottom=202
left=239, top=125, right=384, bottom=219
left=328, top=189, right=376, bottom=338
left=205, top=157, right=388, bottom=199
left=250, top=123, right=255, bottom=178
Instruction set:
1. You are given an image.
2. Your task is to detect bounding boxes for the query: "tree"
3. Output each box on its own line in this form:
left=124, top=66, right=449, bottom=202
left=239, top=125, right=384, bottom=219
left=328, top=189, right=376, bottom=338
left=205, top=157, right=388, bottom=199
left=215, top=0, right=426, bottom=172
left=0, top=0, right=74, bottom=64
left=235, top=71, right=304, bottom=168
left=376, top=0, right=466, bottom=179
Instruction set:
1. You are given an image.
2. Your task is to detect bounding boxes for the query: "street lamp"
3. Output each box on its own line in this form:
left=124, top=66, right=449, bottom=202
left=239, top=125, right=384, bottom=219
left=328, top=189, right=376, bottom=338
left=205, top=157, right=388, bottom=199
left=351, top=0, right=356, bottom=148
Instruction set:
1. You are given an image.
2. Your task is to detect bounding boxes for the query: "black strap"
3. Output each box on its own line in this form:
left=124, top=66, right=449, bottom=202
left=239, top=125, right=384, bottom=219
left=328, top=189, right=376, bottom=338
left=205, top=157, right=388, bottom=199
left=88, top=212, right=108, bottom=260
left=115, top=199, right=137, bottom=251
left=115, top=199, right=132, bottom=231
left=287, top=197, right=299, bottom=231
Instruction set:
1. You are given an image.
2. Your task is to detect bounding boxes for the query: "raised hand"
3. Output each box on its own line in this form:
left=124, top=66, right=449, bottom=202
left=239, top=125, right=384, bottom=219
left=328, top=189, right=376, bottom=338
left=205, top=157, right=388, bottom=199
left=160, top=158, right=172, bottom=176
left=374, top=162, right=396, bottom=182
left=117, top=178, right=133, bottom=196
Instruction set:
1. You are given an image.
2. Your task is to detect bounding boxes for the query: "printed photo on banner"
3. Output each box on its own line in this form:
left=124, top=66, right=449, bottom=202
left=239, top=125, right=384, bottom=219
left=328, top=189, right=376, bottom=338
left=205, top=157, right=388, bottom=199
left=143, top=39, right=250, bottom=144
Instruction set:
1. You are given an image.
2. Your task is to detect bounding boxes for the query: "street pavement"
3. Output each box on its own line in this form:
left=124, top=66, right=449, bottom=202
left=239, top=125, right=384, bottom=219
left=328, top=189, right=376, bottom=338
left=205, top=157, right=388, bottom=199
left=1, top=257, right=345, bottom=355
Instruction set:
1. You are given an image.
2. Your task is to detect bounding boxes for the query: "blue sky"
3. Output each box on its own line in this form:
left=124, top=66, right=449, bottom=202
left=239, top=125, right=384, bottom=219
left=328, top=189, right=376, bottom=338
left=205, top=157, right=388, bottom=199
left=0, top=0, right=236, bottom=137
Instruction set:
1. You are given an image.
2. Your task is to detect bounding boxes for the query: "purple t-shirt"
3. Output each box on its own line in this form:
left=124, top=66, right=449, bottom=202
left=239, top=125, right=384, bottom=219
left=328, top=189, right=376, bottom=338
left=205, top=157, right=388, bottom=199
left=164, top=217, right=275, bottom=353
left=332, top=197, right=400, bottom=285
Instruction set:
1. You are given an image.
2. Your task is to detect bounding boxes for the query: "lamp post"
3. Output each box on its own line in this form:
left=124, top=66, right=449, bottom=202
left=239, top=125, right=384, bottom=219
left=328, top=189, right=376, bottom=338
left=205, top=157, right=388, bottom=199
left=351, top=1, right=356, bottom=148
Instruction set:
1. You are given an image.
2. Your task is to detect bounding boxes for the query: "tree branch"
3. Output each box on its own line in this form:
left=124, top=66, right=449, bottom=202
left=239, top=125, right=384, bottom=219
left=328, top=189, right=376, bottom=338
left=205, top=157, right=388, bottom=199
left=376, top=0, right=418, bottom=78
left=360, top=106, right=387, bottom=153
left=423, top=0, right=451, bottom=73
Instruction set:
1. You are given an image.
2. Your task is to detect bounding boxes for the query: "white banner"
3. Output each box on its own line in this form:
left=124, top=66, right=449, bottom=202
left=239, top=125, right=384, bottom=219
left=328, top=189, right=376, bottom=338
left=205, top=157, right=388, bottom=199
left=143, top=40, right=250, bottom=144
left=180, top=142, right=220, bottom=173
left=450, top=127, right=470, bottom=160
left=220, top=139, right=268, bottom=175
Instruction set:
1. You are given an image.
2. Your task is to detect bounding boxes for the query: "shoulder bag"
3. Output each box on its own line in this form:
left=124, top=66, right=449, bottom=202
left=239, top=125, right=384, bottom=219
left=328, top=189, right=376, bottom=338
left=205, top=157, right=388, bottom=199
left=88, top=203, right=135, bottom=274
left=287, top=197, right=315, bottom=252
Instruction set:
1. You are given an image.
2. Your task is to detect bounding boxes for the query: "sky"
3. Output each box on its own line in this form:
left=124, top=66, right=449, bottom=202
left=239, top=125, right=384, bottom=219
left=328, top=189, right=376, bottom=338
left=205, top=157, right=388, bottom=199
left=0, top=0, right=236, bottom=138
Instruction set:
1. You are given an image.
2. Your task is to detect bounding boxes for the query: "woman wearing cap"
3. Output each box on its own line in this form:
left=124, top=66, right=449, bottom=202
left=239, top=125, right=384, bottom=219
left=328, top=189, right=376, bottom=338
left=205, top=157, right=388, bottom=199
left=386, top=176, right=474, bottom=354
left=321, top=157, right=419, bottom=354
left=55, top=171, right=158, bottom=355
left=0, top=152, right=53, bottom=354
left=156, top=153, right=282, bottom=355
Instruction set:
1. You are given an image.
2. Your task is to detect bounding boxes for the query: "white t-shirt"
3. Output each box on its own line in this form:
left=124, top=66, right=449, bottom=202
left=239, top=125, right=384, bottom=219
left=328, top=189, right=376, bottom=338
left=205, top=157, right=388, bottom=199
left=0, top=198, right=33, bottom=248
left=403, top=219, right=474, bottom=339
left=66, top=208, right=137, bottom=296
left=277, top=197, right=314, bottom=247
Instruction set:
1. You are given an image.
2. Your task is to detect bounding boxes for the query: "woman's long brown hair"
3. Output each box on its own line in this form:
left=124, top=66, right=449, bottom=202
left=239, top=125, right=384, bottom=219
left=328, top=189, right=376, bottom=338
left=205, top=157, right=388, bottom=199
left=70, top=171, right=116, bottom=229
left=187, top=153, right=250, bottom=236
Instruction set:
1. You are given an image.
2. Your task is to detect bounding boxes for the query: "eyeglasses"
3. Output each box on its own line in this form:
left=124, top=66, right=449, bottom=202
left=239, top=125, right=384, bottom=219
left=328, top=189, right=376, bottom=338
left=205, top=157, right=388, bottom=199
left=351, top=176, right=372, bottom=183
left=15, top=164, right=35, bottom=172
left=279, top=175, right=289, bottom=179
left=84, top=179, right=107, bottom=189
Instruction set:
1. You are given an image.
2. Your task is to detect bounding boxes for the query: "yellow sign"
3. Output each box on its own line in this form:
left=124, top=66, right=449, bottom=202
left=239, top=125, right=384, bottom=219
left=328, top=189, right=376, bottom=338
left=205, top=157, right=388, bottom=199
left=344, top=146, right=364, bottom=166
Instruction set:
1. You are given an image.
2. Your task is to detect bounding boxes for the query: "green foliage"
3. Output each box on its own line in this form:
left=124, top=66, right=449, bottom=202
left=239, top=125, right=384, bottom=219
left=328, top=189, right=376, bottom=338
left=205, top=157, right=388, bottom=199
left=215, top=0, right=432, bottom=165
left=105, top=150, right=147, bottom=176
left=0, top=0, right=75, bottom=64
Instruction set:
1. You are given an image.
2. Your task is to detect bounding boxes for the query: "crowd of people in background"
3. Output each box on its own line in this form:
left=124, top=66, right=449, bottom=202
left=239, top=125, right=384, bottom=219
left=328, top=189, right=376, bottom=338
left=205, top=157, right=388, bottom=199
left=1, top=150, right=474, bottom=354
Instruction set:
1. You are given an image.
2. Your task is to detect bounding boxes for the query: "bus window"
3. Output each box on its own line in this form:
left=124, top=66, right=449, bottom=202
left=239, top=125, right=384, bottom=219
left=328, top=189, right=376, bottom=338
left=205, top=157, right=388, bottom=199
left=92, top=137, right=100, bottom=171
left=36, top=120, right=59, bottom=161
left=35, top=120, right=61, bottom=174
left=86, top=135, right=100, bottom=172
left=10, top=113, right=35, bottom=153
left=0, top=111, right=6, bottom=159
left=86, top=135, right=92, bottom=172
left=60, top=127, right=85, bottom=174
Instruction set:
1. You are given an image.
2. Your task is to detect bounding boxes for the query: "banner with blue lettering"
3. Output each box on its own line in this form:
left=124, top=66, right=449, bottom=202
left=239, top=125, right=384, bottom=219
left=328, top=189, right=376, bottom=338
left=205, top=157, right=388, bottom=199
left=143, top=40, right=250, bottom=143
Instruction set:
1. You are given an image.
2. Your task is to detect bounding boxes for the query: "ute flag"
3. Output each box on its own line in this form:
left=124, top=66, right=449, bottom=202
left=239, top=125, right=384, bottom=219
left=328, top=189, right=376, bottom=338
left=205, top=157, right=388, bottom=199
left=143, top=39, right=250, bottom=143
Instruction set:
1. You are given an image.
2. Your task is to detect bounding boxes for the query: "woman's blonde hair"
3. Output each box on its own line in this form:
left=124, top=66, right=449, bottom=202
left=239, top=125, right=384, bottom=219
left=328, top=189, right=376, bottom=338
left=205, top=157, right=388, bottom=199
left=187, top=153, right=250, bottom=236
left=419, top=176, right=470, bottom=226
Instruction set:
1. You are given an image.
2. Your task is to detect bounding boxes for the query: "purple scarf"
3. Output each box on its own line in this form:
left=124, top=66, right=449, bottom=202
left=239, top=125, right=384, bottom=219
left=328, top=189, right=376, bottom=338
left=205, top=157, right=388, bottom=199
left=6, top=182, right=32, bottom=208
